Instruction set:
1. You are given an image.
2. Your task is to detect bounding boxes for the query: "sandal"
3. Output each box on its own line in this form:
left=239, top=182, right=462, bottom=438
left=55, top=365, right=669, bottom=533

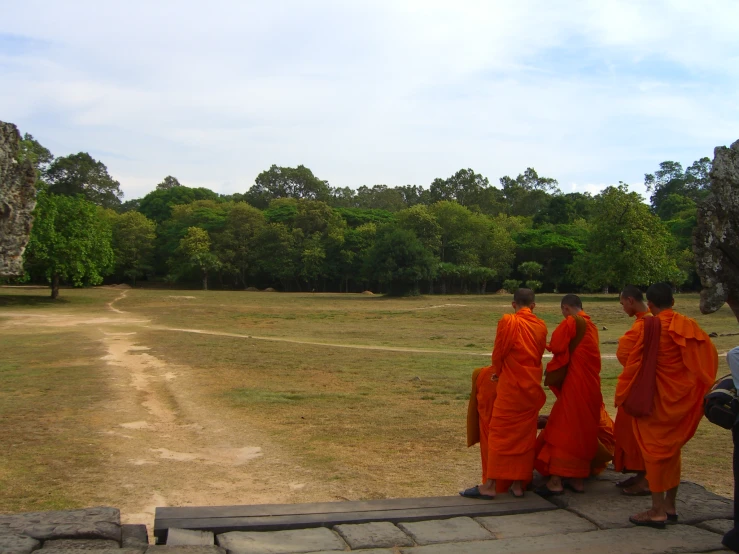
left=534, top=485, right=564, bottom=498
left=459, top=485, right=495, bottom=500
left=629, top=511, right=666, bottom=529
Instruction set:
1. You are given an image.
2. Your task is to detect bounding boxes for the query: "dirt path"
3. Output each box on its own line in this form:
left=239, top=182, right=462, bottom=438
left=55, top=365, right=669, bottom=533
left=97, top=330, right=326, bottom=531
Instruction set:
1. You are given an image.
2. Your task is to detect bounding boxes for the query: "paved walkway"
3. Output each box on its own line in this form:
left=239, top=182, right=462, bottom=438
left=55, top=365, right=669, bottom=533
left=1, top=470, right=734, bottom=553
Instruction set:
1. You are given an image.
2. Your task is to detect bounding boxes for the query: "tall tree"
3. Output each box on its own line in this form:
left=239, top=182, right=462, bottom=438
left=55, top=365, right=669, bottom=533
left=17, top=133, right=53, bottom=174
left=24, top=192, right=114, bottom=298
left=138, top=185, right=220, bottom=224
left=157, top=175, right=182, bottom=190
left=177, top=227, right=220, bottom=290
left=45, top=152, right=123, bottom=209
left=363, top=227, right=436, bottom=296
left=645, top=158, right=712, bottom=217
left=111, top=211, right=156, bottom=285
left=215, top=203, right=265, bottom=288
left=246, top=165, right=331, bottom=209
left=500, top=167, right=559, bottom=218
left=570, top=185, right=683, bottom=291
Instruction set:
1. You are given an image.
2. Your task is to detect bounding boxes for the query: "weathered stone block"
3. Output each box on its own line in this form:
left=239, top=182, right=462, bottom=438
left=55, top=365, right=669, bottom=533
left=146, top=545, right=226, bottom=554
left=122, top=524, right=149, bottom=547
left=476, top=509, right=596, bottom=538
left=334, top=521, right=413, bottom=549
left=399, top=524, right=724, bottom=553
left=696, top=518, right=734, bottom=535
left=216, top=528, right=346, bottom=554
left=0, top=507, right=121, bottom=542
left=397, top=517, right=492, bottom=546
left=167, top=528, right=214, bottom=546
left=0, top=531, right=40, bottom=554
left=546, top=473, right=732, bottom=529
left=0, top=121, right=37, bottom=277
left=40, top=539, right=120, bottom=550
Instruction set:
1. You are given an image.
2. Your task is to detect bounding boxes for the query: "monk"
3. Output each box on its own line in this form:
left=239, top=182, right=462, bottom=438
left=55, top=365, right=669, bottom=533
left=613, top=285, right=650, bottom=495
left=462, top=288, right=547, bottom=499
left=535, top=294, right=603, bottom=495
left=535, top=403, right=615, bottom=476
left=616, top=283, right=717, bottom=528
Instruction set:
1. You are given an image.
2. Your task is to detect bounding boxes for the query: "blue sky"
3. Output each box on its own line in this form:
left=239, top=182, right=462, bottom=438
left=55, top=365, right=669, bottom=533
left=2, top=0, right=738, bottom=201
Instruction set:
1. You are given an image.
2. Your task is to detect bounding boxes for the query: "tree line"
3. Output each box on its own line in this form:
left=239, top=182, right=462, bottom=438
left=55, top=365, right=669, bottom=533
left=10, top=131, right=709, bottom=297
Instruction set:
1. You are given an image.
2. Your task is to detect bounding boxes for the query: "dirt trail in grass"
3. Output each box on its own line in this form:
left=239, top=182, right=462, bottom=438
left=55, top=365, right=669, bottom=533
left=98, top=330, right=325, bottom=531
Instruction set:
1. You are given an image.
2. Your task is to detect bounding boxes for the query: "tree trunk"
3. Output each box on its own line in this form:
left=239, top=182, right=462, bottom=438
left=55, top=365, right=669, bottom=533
left=51, top=274, right=60, bottom=300
left=202, top=271, right=208, bottom=291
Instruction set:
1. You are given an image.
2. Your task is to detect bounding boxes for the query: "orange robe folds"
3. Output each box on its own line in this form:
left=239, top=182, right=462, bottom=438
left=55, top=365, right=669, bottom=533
left=613, top=311, right=649, bottom=473
left=591, top=403, right=615, bottom=476
left=615, top=309, right=718, bottom=493
left=536, top=311, right=603, bottom=478
left=474, top=308, right=547, bottom=492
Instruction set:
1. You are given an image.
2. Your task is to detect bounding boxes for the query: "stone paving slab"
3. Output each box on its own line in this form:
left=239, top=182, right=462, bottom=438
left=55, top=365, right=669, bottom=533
left=167, top=528, right=215, bottom=546
left=696, top=518, right=734, bottom=535
left=334, top=522, right=413, bottom=549
left=41, top=549, right=142, bottom=554
left=0, top=507, right=121, bottom=542
left=475, top=509, right=597, bottom=539
left=0, top=531, right=41, bottom=554
left=397, top=517, right=492, bottom=545
left=303, top=551, right=395, bottom=554
left=217, top=528, right=346, bottom=554
left=146, top=547, right=225, bottom=553
left=122, top=524, right=150, bottom=548
left=547, top=471, right=733, bottom=529
left=40, top=539, right=120, bottom=550
left=396, top=524, right=724, bottom=553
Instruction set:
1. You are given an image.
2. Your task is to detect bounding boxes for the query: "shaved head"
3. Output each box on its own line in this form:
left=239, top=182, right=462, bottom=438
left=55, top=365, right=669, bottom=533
left=621, top=285, right=644, bottom=302
left=514, top=288, right=535, bottom=307
left=646, top=283, right=674, bottom=309
left=561, top=294, right=582, bottom=309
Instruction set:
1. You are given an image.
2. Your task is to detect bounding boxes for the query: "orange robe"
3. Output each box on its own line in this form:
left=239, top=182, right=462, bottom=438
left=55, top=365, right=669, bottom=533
left=591, top=403, right=615, bottom=476
left=613, top=311, right=649, bottom=473
left=615, top=309, right=718, bottom=492
left=535, top=311, right=603, bottom=478
left=476, top=308, right=547, bottom=492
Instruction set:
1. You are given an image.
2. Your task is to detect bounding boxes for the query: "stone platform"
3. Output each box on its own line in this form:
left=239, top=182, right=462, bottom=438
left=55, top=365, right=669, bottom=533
left=1, top=471, right=735, bottom=554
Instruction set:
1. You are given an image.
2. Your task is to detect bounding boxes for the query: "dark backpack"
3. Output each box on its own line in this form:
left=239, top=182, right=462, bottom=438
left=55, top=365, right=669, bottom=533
left=704, top=374, right=739, bottom=430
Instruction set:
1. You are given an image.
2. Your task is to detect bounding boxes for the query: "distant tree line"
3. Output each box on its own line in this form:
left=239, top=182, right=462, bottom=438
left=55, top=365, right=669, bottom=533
left=10, top=131, right=708, bottom=297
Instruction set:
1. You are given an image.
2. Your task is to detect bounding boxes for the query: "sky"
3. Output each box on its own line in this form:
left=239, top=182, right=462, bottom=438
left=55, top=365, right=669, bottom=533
left=2, top=0, right=738, bottom=202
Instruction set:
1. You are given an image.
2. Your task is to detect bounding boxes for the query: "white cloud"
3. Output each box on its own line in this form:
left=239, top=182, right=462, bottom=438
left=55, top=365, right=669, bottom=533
left=1, top=1, right=738, bottom=200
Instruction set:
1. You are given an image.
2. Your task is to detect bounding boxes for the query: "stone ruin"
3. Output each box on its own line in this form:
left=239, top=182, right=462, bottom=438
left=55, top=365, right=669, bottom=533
left=694, top=139, right=739, bottom=322
left=0, top=121, right=37, bottom=277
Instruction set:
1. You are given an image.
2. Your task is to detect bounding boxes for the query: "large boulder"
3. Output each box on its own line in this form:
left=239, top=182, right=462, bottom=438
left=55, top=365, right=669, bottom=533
left=0, top=121, right=37, bottom=277
left=694, top=139, right=739, bottom=322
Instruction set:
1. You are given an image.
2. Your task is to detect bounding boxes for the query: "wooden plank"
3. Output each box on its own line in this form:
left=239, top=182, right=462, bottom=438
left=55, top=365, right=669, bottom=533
left=155, top=494, right=528, bottom=520
left=153, top=495, right=556, bottom=542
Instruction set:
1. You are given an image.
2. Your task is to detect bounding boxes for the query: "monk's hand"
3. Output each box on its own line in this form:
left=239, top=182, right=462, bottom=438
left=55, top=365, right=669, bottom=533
left=490, top=374, right=499, bottom=382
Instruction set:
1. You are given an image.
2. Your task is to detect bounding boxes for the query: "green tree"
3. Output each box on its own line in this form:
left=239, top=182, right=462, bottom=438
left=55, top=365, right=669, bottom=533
left=111, top=211, right=156, bottom=285
left=518, top=261, right=543, bottom=281
left=246, top=165, right=331, bottom=209
left=429, top=168, right=505, bottom=215
left=503, top=279, right=522, bottom=293
left=570, top=185, right=683, bottom=291
left=364, top=227, right=436, bottom=296
left=645, top=158, right=711, bottom=217
left=500, top=168, right=559, bottom=218
left=24, top=192, right=114, bottom=299
left=45, top=153, right=123, bottom=209
left=157, top=176, right=182, bottom=190
left=177, top=227, right=220, bottom=290
left=254, top=223, right=299, bottom=289
left=17, top=133, right=53, bottom=173
left=137, top=185, right=220, bottom=224
left=215, top=203, right=265, bottom=288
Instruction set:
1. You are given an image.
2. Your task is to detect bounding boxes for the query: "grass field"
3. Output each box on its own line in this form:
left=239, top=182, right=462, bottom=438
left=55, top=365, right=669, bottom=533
left=1, top=286, right=737, bottom=522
